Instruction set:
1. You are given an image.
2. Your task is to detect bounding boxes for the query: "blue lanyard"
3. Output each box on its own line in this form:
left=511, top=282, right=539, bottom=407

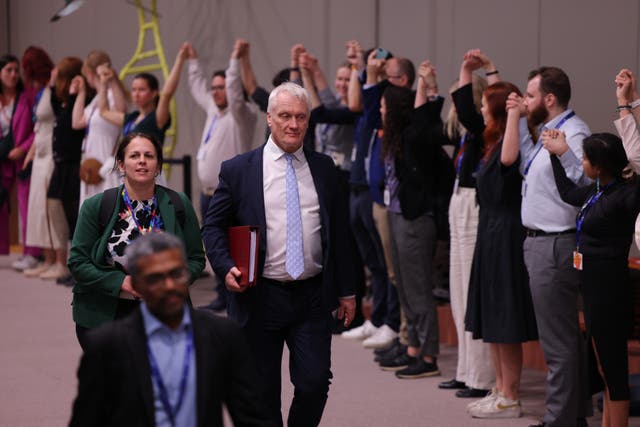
left=31, top=87, right=45, bottom=124
left=202, top=114, right=218, bottom=144
left=123, top=113, right=141, bottom=136
left=147, top=328, right=193, bottom=427
left=523, top=111, right=576, bottom=176
left=122, top=187, right=162, bottom=234
left=455, top=134, right=467, bottom=177
left=575, top=181, right=614, bottom=251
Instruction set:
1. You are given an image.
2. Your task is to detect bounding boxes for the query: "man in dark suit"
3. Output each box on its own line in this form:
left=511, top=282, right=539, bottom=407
left=202, top=82, right=356, bottom=427
left=69, top=232, right=269, bottom=427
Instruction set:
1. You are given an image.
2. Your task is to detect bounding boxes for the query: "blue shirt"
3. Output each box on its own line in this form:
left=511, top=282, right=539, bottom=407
left=518, top=110, right=591, bottom=232
left=140, top=303, right=197, bottom=427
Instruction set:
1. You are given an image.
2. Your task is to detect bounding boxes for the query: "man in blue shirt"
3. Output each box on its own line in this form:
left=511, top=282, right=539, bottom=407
left=69, top=232, right=269, bottom=427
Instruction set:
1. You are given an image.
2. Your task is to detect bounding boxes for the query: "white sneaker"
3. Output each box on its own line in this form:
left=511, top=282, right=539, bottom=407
left=468, top=395, right=522, bottom=419
left=466, top=388, right=499, bottom=411
left=24, top=263, right=52, bottom=277
left=39, top=263, right=70, bottom=280
left=341, top=320, right=377, bottom=340
left=362, top=324, right=398, bottom=349
left=12, top=255, right=39, bottom=271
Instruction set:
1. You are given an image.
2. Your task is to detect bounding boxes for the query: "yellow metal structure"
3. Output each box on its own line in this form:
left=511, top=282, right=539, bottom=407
left=119, top=0, right=177, bottom=177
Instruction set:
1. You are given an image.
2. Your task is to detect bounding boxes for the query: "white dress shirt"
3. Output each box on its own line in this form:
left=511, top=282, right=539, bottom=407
left=518, top=109, right=591, bottom=232
left=262, top=137, right=323, bottom=281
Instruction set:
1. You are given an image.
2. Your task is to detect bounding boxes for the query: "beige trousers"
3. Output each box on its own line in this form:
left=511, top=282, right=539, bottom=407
left=448, top=188, right=494, bottom=389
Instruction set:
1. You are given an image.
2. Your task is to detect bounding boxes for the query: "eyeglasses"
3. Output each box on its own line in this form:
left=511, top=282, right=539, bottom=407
left=211, top=85, right=225, bottom=91
left=140, top=267, right=190, bottom=287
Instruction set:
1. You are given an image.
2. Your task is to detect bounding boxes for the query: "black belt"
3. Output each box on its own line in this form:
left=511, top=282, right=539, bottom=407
left=262, top=274, right=321, bottom=287
left=525, top=228, right=576, bottom=238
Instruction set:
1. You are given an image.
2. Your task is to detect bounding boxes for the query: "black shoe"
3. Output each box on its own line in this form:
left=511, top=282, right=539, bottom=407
left=455, top=387, right=490, bottom=398
left=374, top=337, right=400, bottom=356
left=438, top=378, right=466, bottom=390
left=379, top=353, right=416, bottom=371
left=373, top=342, right=406, bottom=362
left=199, top=298, right=227, bottom=312
left=395, top=359, right=440, bottom=379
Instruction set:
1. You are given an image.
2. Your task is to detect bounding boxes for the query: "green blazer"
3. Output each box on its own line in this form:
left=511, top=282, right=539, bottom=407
left=69, top=185, right=205, bottom=328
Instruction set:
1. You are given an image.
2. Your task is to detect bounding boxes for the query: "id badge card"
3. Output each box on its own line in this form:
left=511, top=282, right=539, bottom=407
left=521, top=181, right=527, bottom=197
left=453, top=177, right=459, bottom=195
left=351, top=146, right=357, bottom=162
left=383, top=188, right=390, bottom=206
left=196, top=145, right=206, bottom=161
left=573, top=251, right=583, bottom=271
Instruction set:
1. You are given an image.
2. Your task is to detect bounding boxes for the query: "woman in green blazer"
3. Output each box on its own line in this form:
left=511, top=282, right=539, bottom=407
left=68, top=132, right=205, bottom=348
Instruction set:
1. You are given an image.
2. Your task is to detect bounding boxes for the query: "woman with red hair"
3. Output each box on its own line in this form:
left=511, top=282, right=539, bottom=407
left=463, top=80, right=538, bottom=419
left=0, top=51, right=41, bottom=270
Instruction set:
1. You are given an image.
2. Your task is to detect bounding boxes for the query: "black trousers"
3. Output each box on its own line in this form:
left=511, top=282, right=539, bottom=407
left=244, top=275, right=333, bottom=427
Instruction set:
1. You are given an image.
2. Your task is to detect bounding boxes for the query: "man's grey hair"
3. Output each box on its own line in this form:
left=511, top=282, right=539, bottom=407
left=125, top=232, right=187, bottom=279
left=267, top=82, right=311, bottom=114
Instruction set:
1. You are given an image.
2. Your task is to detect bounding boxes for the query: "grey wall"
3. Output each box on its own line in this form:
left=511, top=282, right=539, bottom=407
left=4, top=0, right=640, bottom=196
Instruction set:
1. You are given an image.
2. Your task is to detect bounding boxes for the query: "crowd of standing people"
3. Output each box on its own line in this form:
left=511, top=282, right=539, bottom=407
left=2, top=36, right=640, bottom=427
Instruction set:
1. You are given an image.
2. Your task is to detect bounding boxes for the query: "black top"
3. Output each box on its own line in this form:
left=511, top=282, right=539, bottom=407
left=50, top=89, right=86, bottom=163
left=451, top=83, right=485, bottom=189
left=551, top=154, right=640, bottom=258
left=251, top=86, right=270, bottom=113
left=123, top=110, right=171, bottom=146
left=394, top=98, right=453, bottom=220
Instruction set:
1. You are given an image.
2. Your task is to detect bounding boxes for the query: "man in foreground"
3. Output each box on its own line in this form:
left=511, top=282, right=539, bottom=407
left=69, top=232, right=268, bottom=427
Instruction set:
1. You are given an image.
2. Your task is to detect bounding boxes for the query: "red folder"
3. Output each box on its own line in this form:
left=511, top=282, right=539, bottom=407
left=228, top=226, right=260, bottom=287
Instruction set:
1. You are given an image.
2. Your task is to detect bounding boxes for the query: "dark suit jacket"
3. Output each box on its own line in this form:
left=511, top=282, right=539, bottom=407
left=201, top=144, right=355, bottom=327
left=69, top=308, right=269, bottom=427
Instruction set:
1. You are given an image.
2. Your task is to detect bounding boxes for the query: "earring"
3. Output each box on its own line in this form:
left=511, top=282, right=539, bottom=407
left=596, top=172, right=600, bottom=192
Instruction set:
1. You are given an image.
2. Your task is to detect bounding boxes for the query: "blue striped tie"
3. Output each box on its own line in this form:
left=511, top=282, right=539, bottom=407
left=285, top=153, right=304, bottom=279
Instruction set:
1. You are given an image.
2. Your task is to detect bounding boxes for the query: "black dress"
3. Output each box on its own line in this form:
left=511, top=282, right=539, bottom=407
left=551, top=154, right=638, bottom=400
left=48, top=90, right=86, bottom=234
left=464, top=142, right=538, bottom=343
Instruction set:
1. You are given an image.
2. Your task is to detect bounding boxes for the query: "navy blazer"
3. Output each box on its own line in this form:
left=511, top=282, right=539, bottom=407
left=202, top=144, right=355, bottom=326
left=69, top=308, right=269, bottom=427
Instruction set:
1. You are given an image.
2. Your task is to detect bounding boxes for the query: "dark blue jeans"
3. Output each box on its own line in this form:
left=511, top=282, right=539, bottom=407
left=349, top=187, right=399, bottom=331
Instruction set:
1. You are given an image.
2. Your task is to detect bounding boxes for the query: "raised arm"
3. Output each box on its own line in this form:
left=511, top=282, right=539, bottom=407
left=299, top=53, right=322, bottom=109
left=289, top=44, right=306, bottom=83
left=239, top=41, right=258, bottom=97
left=502, top=92, right=526, bottom=166
left=615, top=69, right=640, bottom=172
left=227, top=39, right=257, bottom=122
left=186, top=43, right=214, bottom=112
left=346, top=40, right=365, bottom=112
left=156, top=42, right=189, bottom=129
left=415, top=60, right=438, bottom=108
left=71, top=76, right=88, bottom=130
left=97, top=66, right=125, bottom=127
